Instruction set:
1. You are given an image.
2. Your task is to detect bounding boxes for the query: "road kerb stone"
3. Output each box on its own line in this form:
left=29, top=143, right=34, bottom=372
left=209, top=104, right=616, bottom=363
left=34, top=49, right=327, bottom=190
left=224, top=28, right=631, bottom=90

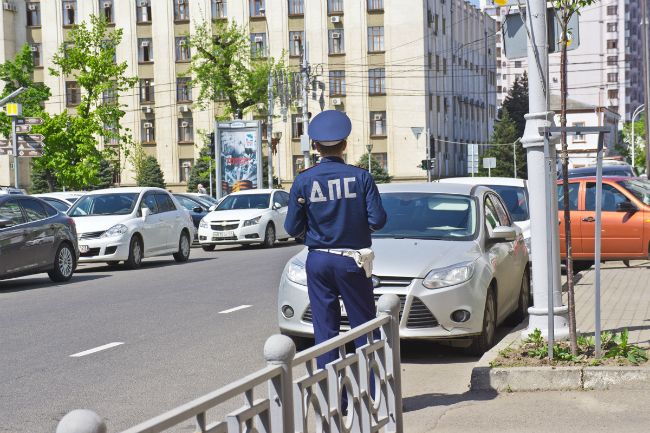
left=583, top=367, right=650, bottom=390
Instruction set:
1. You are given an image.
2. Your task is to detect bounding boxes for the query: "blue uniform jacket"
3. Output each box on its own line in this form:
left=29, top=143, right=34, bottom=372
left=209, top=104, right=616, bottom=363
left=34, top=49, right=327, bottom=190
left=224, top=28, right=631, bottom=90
left=284, top=156, right=387, bottom=250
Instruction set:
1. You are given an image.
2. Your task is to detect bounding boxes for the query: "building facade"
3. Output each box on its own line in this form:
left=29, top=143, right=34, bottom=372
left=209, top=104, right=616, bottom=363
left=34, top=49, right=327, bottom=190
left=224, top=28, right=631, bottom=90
left=0, top=0, right=496, bottom=189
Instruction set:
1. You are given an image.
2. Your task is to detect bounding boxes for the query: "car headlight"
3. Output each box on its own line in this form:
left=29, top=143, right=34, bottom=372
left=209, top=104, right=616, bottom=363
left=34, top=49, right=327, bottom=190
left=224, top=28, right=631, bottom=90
left=100, top=224, right=128, bottom=238
left=423, top=262, right=475, bottom=289
left=243, top=216, right=262, bottom=227
left=199, top=218, right=209, bottom=229
left=524, top=237, right=531, bottom=256
left=287, top=260, right=307, bottom=286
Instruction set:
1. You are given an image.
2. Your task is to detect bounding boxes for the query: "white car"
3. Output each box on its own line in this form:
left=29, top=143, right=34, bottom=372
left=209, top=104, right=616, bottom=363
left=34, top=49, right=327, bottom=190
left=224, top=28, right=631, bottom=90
left=198, top=189, right=291, bottom=250
left=68, top=187, right=195, bottom=268
left=439, top=177, right=531, bottom=256
left=34, top=192, right=85, bottom=212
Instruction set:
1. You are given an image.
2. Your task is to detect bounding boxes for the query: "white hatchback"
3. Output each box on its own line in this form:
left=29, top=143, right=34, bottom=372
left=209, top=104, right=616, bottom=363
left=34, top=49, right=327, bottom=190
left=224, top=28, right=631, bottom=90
left=198, top=189, right=292, bottom=250
left=68, top=187, right=195, bottom=268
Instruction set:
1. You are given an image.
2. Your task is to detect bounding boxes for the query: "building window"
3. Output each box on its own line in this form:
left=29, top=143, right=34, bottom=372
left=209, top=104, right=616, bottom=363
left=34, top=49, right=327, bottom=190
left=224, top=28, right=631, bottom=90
left=26, top=2, right=41, bottom=26
left=178, top=117, right=194, bottom=143
left=137, top=0, right=152, bottom=23
left=138, top=38, right=153, bottom=62
left=368, top=68, right=385, bottom=95
left=142, top=119, right=156, bottom=143
left=329, top=71, right=345, bottom=96
left=367, top=26, right=384, bottom=53
left=179, top=159, right=193, bottom=182
left=514, top=60, right=522, bottom=68
left=606, top=5, right=617, bottom=15
left=367, top=0, right=383, bottom=11
left=607, top=73, right=618, bottom=82
left=573, top=122, right=585, bottom=142
left=373, top=152, right=388, bottom=171
left=30, top=44, right=42, bottom=67
left=100, top=0, right=114, bottom=23
left=328, top=30, right=345, bottom=55
left=66, top=81, right=80, bottom=106
left=607, top=22, right=617, bottom=32
left=250, top=33, right=267, bottom=57
left=212, top=0, right=227, bottom=19
left=175, top=37, right=191, bottom=62
left=104, top=123, right=120, bottom=146
left=370, top=111, right=386, bottom=136
left=328, top=0, right=344, bottom=14
left=442, top=17, right=446, bottom=34
left=140, top=79, right=154, bottom=103
left=435, top=55, right=440, bottom=72
left=174, top=0, right=190, bottom=21
left=607, top=55, right=617, bottom=66
left=291, top=114, right=304, bottom=139
left=607, top=40, right=618, bottom=49
left=177, top=77, right=192, bottom=102
left=293, top=155, right=305, bottom=176
left=442, top=58, right=447, bottom=74
left=433, top=14, right=439, bottom=34
left=289, top=31, right=304, bottom=57
left=288, top=0, right=303, bottom=15
left=102, top=85, right=117, bottom=104
left=62, top=1, right=77, bottom=26
left=250, top=0, right=265, bottom=17
left=608, top=89, right=618, bottom=99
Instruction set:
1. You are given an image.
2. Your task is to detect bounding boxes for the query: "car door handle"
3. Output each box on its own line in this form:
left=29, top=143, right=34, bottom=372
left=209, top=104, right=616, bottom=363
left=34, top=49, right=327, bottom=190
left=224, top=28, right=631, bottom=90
left=582, top=216, right=595, bottom=222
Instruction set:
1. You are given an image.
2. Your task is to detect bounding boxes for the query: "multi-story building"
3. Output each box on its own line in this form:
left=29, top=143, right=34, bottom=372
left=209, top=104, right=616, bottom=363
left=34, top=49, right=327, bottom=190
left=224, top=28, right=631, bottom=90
left=483, top=0, right=644, bottom=123
left=0, top=0, right=496, bottom=189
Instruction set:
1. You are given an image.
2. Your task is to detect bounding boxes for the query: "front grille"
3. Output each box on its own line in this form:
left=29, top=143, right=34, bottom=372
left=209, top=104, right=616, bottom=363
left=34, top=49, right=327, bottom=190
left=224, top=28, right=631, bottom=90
left=210, top=221, right=239, bottom=231
left=213, top=236, right=237, bottom=241
left=302, top=294, right=406, bottom=329
left=79, top=231, right=104, bottom=240
left=406, top=297, right=439, bottom=328
left=80, top=248, right=101, bottom=257
left=374, top=276, right=413, bottom=288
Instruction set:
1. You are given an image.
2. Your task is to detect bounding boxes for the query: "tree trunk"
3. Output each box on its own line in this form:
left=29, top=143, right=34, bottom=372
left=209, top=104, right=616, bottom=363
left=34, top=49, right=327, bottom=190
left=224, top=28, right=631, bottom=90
left=560, top=14, right=578, bottom=355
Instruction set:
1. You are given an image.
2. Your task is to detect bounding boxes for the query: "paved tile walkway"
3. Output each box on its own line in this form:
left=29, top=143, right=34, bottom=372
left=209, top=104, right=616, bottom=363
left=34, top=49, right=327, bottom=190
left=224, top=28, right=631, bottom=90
left=571, top=259, right=650, bottom=348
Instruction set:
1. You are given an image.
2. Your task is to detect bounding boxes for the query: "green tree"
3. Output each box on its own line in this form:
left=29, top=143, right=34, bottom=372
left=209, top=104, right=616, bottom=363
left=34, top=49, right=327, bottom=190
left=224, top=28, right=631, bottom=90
left=188, top=20, right=287, bottom=119
left=261, top=152, right=281, bottom=188
left=619, top=115, right=647, bottom=172
left=29, top=164, right=59, bottom=194
left=478, top=110, right=526, bottom=178
left=187, top=145, right=215, bottom=193
left=136, top=155, right=166, bottom=188
left=356, top=154, right=392, bottom=183
left=501, top=73, right=528, bottom=139
left=90, top=159, right=116, bottom=190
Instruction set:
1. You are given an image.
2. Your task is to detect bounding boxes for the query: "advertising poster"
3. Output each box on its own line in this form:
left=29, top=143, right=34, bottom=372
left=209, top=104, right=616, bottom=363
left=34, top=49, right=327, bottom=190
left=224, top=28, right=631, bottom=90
left=215, top=120, right=263, bottom=199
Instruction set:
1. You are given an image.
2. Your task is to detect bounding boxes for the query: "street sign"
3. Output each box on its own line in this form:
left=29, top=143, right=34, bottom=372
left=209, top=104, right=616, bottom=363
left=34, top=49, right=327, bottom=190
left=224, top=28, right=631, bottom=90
left=16, top=117, right=44, bottom=125
left=17, top=148, right=42, bottom=157
left=0, top=139, right=10, bottom=147
left=15, top=124, right=31, bottom=133
left=17, top=134, right=44, bottom=143
left=4, top=103, right=22, bottom=116
left=0, top=147, right=14, bottom=155
left=503, top=9, right=580, bottom=59
left=483, top=157, right=497, bottom=169
left=411, top=127, right=424, bottom=140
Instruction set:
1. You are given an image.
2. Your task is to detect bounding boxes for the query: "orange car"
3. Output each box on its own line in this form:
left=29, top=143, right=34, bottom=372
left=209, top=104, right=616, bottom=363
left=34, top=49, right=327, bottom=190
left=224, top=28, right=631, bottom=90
left=557, top=177, right=650, bottom=269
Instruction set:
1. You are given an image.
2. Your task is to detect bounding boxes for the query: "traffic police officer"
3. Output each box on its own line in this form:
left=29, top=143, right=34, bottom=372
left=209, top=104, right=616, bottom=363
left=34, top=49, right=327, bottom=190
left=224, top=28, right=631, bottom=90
left=284, top=110, right=387, bottom=370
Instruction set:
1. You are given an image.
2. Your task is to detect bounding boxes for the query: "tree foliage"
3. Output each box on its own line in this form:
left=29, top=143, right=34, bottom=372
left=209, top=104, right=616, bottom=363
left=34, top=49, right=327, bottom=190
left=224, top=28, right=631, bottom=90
left=188, top=20, right=287, bottom=119
left=356, top=153, right=393, bottom=184
left=501, top=73, right=528, bottom=139
left=188, top=145, right=216, bottom=193
left=478, top=110, right=526, bottom=178
left=136, top=156, right=166, bottom=188
left=619, top=115, right=647, bottom=172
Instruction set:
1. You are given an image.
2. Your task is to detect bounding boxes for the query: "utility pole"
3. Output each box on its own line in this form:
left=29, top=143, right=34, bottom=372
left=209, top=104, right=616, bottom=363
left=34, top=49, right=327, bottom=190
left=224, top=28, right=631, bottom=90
left=484, top=21, right=490, bottom=147
left=300, top=41, right=311, bottom=169
left=521, top=0, right=570, bottom=341
left=641, top=0, right=650, bottom=175
left=267, top=70, right=274, bottom=188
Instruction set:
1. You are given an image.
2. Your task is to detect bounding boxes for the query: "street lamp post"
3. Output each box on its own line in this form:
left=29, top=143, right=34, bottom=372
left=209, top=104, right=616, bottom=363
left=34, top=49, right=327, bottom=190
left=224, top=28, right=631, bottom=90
left=366, top=143, right=373, bottom=174
left=631, top=105, right=645, bottom=170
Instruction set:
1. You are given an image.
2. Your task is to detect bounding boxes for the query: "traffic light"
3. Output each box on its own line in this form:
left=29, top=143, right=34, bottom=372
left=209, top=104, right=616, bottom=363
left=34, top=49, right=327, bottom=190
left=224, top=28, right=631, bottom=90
left=421, top=159, right=431, bottom=170
left=208, top=132, right=215, bottom=158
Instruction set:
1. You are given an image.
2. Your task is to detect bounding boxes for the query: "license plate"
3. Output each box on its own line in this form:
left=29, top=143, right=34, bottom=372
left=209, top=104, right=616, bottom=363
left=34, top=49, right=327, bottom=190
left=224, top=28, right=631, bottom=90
left=79, top=245, right=89, bottom=253
left=213, top=231, right=234, bottom=239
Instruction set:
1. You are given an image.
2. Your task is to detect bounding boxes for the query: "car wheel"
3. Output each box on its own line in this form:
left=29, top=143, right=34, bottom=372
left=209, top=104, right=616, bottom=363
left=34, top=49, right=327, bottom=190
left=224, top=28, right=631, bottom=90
left=173, top=231, right=191, bottom=262
left=202, top=244, right=216, bottom=252
left=125, top=235, right=144, bottom=270
left=467, top=288, right=497, bottom=355
left=506, top=269, right=530, bottom=326
left=48, top=242, right=76, bottom=282
left=263, top=224, right=276, bottom=248
left=623, top=260, right=631, bottom=268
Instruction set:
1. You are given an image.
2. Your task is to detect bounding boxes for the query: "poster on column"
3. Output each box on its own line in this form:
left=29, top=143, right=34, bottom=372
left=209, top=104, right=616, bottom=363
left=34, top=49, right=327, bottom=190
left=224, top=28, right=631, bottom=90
left=215, top=120, right=263, bottom=198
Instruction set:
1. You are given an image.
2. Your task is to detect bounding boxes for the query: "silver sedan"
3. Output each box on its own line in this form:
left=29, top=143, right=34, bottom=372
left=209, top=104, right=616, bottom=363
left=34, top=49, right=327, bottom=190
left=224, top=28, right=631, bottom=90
left=277, top=182, right=530, bottom=354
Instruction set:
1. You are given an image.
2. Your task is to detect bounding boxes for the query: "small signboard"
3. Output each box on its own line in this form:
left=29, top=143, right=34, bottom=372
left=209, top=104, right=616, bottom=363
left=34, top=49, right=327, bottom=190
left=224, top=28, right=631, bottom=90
left=16, top=117, right=44, bottom=125
left=16, top=124, right=31, bottom=133
left=483, top=157, right=497, bottom=169
left=503, top=9, right=580, bottom=59
left=4, top=103, right=22, bottom=116
left=467, top=143, right=480, bottom=174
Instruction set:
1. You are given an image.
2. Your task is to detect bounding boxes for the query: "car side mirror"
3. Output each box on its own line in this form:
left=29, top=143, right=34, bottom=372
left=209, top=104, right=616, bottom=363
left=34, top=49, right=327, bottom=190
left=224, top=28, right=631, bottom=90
left=141, top=207, right=151, bottom=220
left=193, top=206, right=203, bottom=213
left=616, top=201, right=637, bottom=213
left=273, top=202, right=282, bottom=210
left=489, top=226, right=516, bottom=242
left=0, top=217, right=13, bottom=228
left=209, top=205, right=217, bottom=211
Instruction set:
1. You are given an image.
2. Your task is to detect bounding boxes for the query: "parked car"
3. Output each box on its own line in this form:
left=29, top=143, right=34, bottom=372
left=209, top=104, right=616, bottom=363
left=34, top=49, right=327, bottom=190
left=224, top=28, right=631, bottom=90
left=0, top=186, right=25, bottom=195
left=198, top=189, right=291, bottom=251
left=67, top=187, right=195, bottom=268
left=557, top=177, right=650, bottom=270
left=567, top=164, right=636, bottom=179
left=184, top=193, right=220, bottom=207
left=33, top=192, right=84, bottom=213
left=278, top=182, right=530, bottom=354
left=172, top=193, right=211, bottom=241
left=440, top=177, right=531, bottom=256
left=0, top=195, right=78, bottom=282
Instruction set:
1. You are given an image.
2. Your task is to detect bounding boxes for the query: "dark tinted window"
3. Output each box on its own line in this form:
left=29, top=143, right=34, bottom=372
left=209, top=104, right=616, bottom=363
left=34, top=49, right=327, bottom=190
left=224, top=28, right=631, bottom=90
left=489, top=195, right=511, bottom=226
left=488, top=186, right=529, bottom=222
left=141, top=194, right=158, bottom=214
left=20, top=198, right=49, bottom=222
left=155, top=194, right=177, bottom=212
left=70, top=193, right=138, bottom=216
left=175, top=195, right=202, bottom=211
left=585, top=183, right=630, bottom=211
left=43, top=198, right=69, bottom=213
left=274, top=191, right=289, bottom=207
left=217, top=194, right=271, bottom=210
left=0, top=201, right=25, bottom=226
left=557, top=183, right=580, bottom=210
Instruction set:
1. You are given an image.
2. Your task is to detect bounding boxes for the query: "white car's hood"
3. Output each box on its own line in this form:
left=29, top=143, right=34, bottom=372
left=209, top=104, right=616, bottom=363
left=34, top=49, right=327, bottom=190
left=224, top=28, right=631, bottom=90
left=73, top=215, right=133, bottom=234
left=291, top=238, right=481, bottom=279
left=206, top=209, right=267, bottom=221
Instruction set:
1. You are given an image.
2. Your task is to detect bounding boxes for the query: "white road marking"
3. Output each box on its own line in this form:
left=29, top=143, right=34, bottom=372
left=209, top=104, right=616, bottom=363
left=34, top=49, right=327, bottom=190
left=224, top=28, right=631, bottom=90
left=69, top=342, right=124, bottom=358
left=219, top=304, right=252, bottom=314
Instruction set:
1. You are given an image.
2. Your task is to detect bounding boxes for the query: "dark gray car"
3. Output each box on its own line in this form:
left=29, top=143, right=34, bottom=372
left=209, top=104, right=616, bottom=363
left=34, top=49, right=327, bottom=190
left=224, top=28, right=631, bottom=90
left=0, top=195, right=79, bottom=282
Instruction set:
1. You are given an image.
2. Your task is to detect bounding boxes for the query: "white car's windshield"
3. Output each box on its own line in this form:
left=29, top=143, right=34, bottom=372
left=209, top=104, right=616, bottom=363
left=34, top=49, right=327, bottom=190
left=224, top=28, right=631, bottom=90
left=374, top=193, right=477, bottom=240
left=486, top=186, right=529, bottom=222
left=68, top=193, right=139, bottom=216
left=216, top=194, right=270, bottom=210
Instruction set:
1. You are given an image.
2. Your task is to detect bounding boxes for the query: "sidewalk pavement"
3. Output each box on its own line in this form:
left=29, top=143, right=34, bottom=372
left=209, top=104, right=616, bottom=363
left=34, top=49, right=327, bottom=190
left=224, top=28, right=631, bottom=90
left=402, top=259, right=650, bottom=432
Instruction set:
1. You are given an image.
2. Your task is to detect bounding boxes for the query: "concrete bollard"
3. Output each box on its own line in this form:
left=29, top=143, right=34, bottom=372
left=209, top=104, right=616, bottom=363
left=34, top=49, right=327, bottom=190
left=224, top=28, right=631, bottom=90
left=264, top=334, right=296, bottom=433
left=56, top=410, right=106, bottom=433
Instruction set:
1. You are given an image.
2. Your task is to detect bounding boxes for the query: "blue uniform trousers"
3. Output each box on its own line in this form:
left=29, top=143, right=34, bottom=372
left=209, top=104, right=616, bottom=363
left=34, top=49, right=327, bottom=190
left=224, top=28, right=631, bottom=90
left=305, top=250, right=376, bottom=370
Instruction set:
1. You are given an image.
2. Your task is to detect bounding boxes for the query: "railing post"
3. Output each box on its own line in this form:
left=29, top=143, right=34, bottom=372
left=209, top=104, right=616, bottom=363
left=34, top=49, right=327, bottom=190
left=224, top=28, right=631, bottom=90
left=377, top=294, right=403, bottom=433
left=55, top=410, right=106, bottom=433
left=264, top=334, right=296, bottom=433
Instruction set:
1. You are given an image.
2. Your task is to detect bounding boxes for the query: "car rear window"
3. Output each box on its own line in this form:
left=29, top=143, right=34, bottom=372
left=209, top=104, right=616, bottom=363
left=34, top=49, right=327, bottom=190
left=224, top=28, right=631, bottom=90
left=0, top=201, right=25, bottom=226
left=20, top=198, right=50, bottom=222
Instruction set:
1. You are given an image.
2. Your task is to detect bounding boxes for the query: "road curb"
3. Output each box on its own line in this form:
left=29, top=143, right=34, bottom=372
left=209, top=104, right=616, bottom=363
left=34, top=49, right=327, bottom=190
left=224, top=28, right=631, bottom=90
left=470, top=320, right=650, bottom=392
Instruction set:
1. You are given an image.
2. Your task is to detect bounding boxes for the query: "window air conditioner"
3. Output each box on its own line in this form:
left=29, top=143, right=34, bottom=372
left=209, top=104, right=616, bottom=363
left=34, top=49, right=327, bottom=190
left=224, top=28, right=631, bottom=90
left=142, top=106, right=153, bottom=113
left=64, top=4, right=73, bottom=10
left=331, top=98, right=342, bottom=106
left=254, top=36, right=264, bottom=43
left=144, top=122, right=153, bottom=129
left=30, top=45, right=38, bottom=52
left=139, top=1, right=149, bottom=7
left=292, top=34, right=301, bottom=41
left=179, top=39, right=187, bottom=46
left=180, top=121, right=189, bottom=128
left=103, top=2, right=112, bottom=8
left=141, top=40, right=150, bottom=47
left=179, top=0, right=185, bottom=4
left=179, top=105, right=190, bottom=112
left=330, top=16, right=340, bottom=23
left=28, top=4, right=36, bottom=10
left=331, top=32, right=341, bottom=39
left=373, top=114, right=383, bottom=121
